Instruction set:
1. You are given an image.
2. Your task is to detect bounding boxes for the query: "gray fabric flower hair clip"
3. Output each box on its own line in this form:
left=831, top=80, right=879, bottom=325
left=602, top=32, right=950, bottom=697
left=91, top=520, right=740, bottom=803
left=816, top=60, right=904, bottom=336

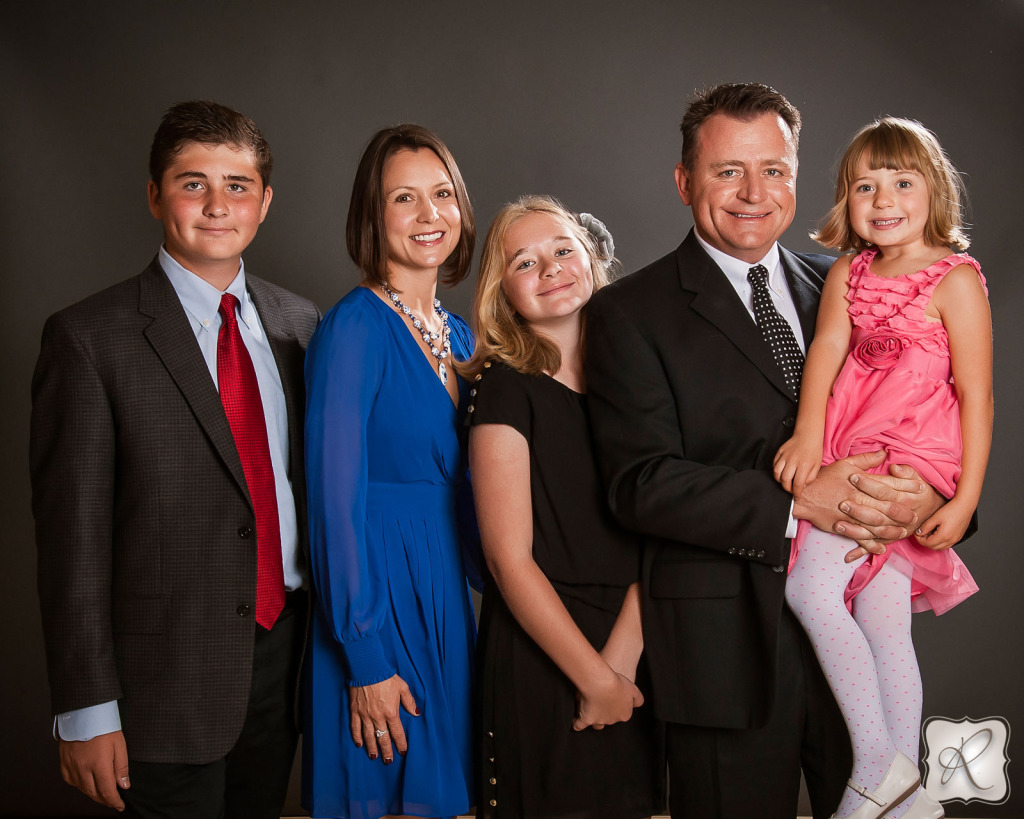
left=578, top=212, right=615, bottom=260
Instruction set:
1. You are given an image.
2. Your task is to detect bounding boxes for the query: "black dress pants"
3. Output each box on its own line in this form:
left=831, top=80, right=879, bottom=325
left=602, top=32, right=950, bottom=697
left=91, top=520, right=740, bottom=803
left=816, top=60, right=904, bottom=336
left=666, top=606, right=852, bottom=819
left=122, top=595, right=305, bottom=819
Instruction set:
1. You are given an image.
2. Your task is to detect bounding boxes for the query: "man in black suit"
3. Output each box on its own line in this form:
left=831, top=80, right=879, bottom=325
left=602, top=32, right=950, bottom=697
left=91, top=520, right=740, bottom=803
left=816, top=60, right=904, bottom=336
left=31, top=100, right=319, bottom=818
left=586, top=83, right=946, bottom=819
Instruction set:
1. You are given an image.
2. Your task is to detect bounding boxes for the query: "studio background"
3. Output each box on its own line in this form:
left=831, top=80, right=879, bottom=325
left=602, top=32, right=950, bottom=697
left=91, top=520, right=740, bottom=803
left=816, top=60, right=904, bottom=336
left=2, top=2, right=1021, bottom=816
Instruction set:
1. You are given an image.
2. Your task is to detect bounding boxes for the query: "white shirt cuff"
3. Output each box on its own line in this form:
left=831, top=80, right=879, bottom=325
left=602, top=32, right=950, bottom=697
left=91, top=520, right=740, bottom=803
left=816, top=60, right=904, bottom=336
left=785, top=500, right=798, bottom=540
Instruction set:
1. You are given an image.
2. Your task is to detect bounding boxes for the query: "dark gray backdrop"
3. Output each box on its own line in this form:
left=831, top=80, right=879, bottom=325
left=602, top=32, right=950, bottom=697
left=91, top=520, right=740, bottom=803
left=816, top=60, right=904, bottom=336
left=3, top=2, right=1021, bottom=816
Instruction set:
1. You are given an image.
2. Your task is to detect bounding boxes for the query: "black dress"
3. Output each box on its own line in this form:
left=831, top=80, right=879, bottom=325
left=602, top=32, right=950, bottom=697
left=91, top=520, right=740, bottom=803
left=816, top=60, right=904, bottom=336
left=470, top=361, right=664, bottom=819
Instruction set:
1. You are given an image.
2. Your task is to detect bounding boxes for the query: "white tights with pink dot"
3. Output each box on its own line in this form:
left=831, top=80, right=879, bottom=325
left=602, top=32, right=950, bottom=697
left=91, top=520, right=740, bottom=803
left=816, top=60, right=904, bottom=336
left=786, top=526, right=924, bottom=818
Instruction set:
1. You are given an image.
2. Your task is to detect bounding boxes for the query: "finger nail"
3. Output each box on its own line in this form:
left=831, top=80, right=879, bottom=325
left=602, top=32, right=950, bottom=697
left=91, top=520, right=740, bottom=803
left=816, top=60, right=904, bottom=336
left=369, top=753, right=377, bottom=760
left=850, top=474, right=860, bottom=484
left=916, top=528, right=923, bottom=535
left=836, top=523, right=846, bottom=534
left=413, top=707, right=421, bottom=716
left=839, top=502, right=850, bottom=513
left=120, top=776, right=130, bottom=788
left=384, top=757, right=393, bottom=765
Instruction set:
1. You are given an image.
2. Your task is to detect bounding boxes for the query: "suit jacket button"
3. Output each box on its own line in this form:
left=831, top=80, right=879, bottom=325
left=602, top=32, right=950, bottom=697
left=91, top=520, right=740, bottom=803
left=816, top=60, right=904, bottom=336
left=238, top=526, right=253, bottom=538
left=728, top=547, right=736, bottom=555
left=757, top=550, right=766, bottom=558
left=772, top=565, right=785, bottom=573
left=738, top=548, right=746, bottom=556
left=237, top=604, right=250, bottom=617
left=783, top=416, right=796, bottom=429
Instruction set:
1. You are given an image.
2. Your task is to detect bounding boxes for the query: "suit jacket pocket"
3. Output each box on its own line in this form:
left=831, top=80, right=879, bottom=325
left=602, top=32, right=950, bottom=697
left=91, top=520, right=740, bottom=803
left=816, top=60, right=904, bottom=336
left=112, top=595, right=170, bottom=634
left=648, top=560, right=741, bottom=599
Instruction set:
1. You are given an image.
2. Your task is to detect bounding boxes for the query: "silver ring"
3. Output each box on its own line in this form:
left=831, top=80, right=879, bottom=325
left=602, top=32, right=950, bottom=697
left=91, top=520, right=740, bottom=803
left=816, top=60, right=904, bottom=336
left=375, top=728, right=388, bottom=738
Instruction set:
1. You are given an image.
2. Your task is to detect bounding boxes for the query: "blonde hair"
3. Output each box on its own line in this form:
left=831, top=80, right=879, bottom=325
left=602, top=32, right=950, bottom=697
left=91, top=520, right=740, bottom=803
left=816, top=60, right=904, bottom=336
left=461, top=195, right=616, bottom=378
left=813, top=117, right=969, bottom=252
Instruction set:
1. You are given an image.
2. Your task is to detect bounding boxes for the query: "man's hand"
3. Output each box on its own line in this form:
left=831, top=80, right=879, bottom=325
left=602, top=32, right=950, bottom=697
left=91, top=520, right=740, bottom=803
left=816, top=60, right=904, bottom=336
left=59, top=730, right=129, bottom=811
left=841, top=462, right=946, bottom=560
left=794, top=453, right=945, bottom=561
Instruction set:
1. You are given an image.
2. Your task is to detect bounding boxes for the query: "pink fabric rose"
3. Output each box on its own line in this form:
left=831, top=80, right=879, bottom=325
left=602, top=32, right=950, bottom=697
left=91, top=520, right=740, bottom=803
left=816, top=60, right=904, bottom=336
left=852, top=333, right=908, bottom=370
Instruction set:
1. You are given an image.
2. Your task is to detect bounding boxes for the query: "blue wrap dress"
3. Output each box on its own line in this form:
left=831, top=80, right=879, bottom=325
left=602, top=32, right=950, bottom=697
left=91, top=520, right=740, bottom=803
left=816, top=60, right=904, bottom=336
left=302, top=285, right=477, bottom=819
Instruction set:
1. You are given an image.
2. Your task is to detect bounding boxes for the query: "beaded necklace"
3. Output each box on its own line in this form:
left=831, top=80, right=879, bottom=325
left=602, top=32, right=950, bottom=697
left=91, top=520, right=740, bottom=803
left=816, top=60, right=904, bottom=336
left=379, top=281, right=451, bottom=385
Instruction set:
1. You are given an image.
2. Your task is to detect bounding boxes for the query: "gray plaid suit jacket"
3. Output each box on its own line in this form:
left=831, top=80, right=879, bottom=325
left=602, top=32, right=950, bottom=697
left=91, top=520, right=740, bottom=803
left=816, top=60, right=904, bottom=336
left=30, top=258, right=320, bottom=764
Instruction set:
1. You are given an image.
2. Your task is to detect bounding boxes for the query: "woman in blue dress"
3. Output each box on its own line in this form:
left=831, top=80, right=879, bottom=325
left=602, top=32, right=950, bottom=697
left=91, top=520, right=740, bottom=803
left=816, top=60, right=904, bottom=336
left=303, top=124, right=478, bottom=819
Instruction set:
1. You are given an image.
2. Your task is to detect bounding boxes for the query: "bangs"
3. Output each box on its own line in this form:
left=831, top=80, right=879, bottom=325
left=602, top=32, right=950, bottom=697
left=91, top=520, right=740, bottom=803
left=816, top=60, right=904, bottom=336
left=850, top=120, right=936, bottom=179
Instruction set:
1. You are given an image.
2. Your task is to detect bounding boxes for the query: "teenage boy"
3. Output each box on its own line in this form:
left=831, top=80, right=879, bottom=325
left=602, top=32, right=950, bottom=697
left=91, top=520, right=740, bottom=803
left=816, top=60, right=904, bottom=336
left=31, top=100, right=320, bottom=818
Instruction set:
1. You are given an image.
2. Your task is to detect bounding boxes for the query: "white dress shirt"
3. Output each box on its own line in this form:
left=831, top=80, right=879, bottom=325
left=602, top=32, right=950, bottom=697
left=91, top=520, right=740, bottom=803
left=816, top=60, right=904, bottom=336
left=694, top=232, right=804, bottom=539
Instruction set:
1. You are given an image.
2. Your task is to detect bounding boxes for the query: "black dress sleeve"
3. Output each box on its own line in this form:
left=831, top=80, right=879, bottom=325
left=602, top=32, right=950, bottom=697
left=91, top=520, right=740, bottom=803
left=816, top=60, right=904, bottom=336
left=469, top=362, right=533, bottom=441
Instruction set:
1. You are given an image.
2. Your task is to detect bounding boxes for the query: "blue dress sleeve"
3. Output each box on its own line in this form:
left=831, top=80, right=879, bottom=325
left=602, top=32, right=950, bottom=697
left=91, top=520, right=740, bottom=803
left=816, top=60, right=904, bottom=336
left=447, top=313, right=486, bottom=592
left=304, top=293, right=395, bottom=685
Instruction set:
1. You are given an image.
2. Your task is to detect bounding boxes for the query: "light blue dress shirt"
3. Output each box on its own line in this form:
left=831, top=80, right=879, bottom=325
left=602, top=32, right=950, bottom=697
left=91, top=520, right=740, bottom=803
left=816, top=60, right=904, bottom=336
left=56, top=249, right=303, bottom=742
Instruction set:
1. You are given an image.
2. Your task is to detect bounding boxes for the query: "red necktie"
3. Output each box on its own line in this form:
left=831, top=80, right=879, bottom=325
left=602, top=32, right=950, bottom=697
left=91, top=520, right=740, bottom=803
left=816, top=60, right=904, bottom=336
left=217, top=293, right=285, bottom=629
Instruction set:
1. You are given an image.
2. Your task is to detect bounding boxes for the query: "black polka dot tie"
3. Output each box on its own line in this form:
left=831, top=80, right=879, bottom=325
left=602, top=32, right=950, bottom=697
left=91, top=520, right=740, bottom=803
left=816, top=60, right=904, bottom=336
left=748, top=264, right=804, bottom=399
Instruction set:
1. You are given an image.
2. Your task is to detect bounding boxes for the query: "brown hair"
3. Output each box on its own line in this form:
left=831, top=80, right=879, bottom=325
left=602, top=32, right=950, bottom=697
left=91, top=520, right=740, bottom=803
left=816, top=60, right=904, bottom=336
left=149, top=100, right=272, bottom=188
left=680, top=82, right=802, bottom=170
left=346, top=124, right=475, bottom=288
left=462, top=195, right=616, bottom=378
left=813, top=117, right=969, bottom=252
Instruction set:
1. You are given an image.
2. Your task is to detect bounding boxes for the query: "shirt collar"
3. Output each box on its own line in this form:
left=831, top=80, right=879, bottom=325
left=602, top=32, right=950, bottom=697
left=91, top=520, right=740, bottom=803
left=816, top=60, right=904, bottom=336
left=694, top=232, right=784, bottom=294
left=159, top=246, right=260, bottom=337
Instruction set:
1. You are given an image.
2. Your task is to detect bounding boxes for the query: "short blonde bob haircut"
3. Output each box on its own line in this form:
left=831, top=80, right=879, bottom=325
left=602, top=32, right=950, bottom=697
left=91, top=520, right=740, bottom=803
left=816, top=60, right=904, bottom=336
left=461, top=195, right=617, bottom=378
left=813, top=117, right=969, bottom=252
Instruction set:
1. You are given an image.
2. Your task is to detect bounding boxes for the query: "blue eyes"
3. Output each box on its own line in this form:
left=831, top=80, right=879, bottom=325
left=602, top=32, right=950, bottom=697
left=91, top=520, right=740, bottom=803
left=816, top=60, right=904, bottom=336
left=515, top=248, right=573, bottom=271
left=720, top=169, right=784, bottom=178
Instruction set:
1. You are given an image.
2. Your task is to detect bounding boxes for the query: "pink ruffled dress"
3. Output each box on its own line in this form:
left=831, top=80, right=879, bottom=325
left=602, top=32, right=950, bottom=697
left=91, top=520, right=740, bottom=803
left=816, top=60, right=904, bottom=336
left=791, top=249, right=984, bottom=614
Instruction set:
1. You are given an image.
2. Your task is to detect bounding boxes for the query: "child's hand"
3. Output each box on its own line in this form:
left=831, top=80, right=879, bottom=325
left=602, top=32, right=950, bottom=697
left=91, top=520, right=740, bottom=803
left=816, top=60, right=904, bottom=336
left=774, top=434, right=823, bottom=495
left=915, top=499, right=973, bottom=551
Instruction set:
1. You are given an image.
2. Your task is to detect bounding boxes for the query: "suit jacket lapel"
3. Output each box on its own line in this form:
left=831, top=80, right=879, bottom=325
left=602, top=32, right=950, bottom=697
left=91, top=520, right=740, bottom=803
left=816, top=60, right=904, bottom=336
left=676, top=231, right=794, bottom=400
left=138, top=259, right=251, bottom=501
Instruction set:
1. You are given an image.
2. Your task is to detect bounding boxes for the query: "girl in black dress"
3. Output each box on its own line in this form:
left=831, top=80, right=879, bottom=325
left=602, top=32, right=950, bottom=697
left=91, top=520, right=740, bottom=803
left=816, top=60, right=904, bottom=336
left=463, top=196, right=663, bottom=819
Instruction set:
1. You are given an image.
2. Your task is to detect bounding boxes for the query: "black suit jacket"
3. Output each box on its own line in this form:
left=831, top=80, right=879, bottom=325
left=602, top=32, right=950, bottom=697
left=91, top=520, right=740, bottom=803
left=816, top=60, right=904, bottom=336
left=31, top=258, right=320, bottom=764
left=586, top=230, right=833, bottom=729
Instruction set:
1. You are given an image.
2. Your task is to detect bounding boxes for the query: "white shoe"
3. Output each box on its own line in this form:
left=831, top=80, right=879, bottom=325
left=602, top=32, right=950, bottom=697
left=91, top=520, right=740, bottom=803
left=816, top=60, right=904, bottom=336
left=831, top=751, right=921, bottom=819
left=901, top=791, right=944, bottom=819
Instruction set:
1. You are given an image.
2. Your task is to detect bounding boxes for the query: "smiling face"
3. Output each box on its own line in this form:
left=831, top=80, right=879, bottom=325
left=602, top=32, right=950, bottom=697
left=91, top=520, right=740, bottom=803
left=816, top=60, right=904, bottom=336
left=847, top=157, right=931, bottom=253
left=675, top=112, right=798, bottom=264
left=500, top=211, right=594, bottom=330
left=381, top=148, right=461, bottom=280
left=147, top=141, right=272, bottom=287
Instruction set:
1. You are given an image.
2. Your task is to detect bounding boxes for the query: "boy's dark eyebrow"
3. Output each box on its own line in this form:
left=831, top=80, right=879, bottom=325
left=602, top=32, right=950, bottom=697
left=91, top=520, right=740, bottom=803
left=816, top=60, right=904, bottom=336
left=172, top=171, right=256, bottom=183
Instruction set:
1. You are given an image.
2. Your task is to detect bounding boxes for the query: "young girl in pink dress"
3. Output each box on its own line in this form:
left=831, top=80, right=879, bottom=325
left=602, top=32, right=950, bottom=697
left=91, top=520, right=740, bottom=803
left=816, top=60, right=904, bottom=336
left=774, top=118, right=992, bottom=819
